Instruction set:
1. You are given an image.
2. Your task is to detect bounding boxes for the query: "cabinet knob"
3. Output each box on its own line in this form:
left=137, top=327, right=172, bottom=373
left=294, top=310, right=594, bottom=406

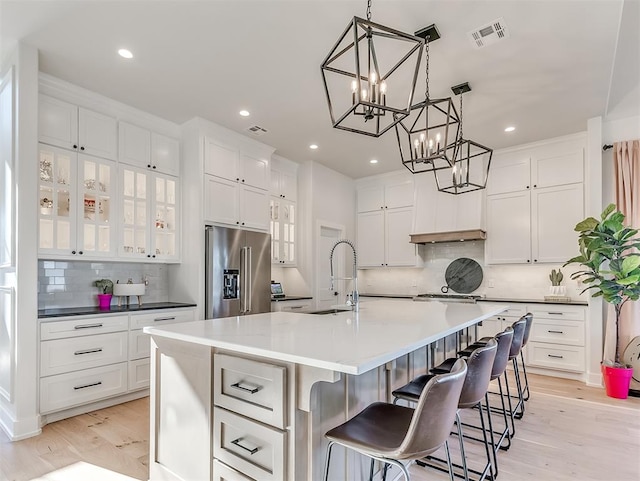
left=242, top=179, right=245, bottom=183
left=380, top=206, right=383, bottom=209
left=527, top=259, right=531, bottom=263
left=241, top=222, right=245, bottom=226
left=80, top=146, right=85, bottom=151
left=152, top=255, right=156, bottom=258
left=236, top=221, right=240, bottom=225
left=526, top=185, right=530, bottom=189
left=78, top=251, right=83, bottom=255
left=534, top=259, right=538, bottom=262
left=73, top=144, right=78, bottom=149
left=533, top=184, right=537, bottom=188
left=236, top=178, right=240, bottom=181
left=147, top=254, right=151, bottom=258
left=71, top=250, right=76, bottom=254
left=148, top=164, right=151, bottom=168
left=152, top=165, right=156, bottom=169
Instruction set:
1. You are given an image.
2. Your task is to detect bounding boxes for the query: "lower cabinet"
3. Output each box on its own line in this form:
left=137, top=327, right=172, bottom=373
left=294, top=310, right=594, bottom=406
left=271, top=298, right=312, bottom=312
left=212, top=353, right=288, bottom=481
left=477, top=302, right=586, bottom=378
left=39, top=307, right=195, bottom=417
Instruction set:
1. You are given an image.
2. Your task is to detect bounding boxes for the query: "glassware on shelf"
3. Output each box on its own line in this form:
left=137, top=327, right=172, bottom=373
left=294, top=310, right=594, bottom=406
left=39, top=158, right=53, bottom=182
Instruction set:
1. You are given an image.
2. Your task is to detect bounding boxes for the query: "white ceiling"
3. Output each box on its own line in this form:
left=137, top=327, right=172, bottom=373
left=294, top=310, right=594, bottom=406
left=1, top=0, right=637, bottom=179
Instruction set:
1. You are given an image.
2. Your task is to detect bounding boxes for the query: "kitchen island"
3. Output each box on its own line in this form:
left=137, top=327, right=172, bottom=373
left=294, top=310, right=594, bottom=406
left=145, top=298, right=506, bottom=481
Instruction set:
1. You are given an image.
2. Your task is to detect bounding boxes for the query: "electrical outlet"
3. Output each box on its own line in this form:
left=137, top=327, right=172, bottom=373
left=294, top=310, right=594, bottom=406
left=487, top=279, right=495, bottom=288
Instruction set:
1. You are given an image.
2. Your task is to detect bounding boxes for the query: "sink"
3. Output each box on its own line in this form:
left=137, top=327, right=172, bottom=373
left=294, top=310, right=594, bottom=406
left=308, top=308, right=352, bottom=315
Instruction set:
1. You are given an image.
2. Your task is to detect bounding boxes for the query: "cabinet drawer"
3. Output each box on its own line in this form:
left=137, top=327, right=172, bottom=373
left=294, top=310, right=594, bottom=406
left=128, top=358, right=150, bottom=391
left=213, top=407, right=286, bottom=481
left=41, top=331, right=128, bottom=377
left=529, top=305, right=585, bottom=322
left=214, top=354, right=286, bottom=429
left=213, top=459, right=255, bottom=481
left=130, top=308, right=195, bottom=330
left=40, top=362, right=127, bottom=413
left=527, top=342, right=585, bottom=372
left=530, top=319, right=585, bottom=346
left=41, top=315, right=128, bottom=340
left=271, top=300, right=312, bottom=313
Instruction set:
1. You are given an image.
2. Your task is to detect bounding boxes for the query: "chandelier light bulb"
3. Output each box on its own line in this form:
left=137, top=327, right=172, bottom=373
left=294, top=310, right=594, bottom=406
left=380, top=81, right=387, bottom=94
left=362, top=89, right=369, bottom=101
left=351, top=80, right=358, bottom=92
left=370, top=71, right=377, bottom=85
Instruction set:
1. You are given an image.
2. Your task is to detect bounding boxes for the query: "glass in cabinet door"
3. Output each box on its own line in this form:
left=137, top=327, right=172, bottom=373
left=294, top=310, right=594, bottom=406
left=38, top=145, right=76, bottom=253
left=121, top=167, right=148, bottom=257
left=78, top=156, right=115, bottom=256
left=152, top=175, right=177, bottom=258
left=270, top=199, right=280, bottom=262
left=282, top=202, right=295, bottom=263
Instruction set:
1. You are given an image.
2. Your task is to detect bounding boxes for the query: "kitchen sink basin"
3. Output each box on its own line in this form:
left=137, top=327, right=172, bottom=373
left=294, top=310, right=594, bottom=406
left=308, top=308, right=352, bottom=315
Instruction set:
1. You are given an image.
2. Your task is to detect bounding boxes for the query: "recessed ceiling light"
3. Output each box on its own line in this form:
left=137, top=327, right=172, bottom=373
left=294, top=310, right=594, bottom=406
left=309, top=144, right=318, bottom=150
left=118, top=49, right=133, bottom=59
left=370, top=159, right=378, bottom=164
left=504, top=126, right=516, bottom=132
left=239, top=110, right=250, bottom=117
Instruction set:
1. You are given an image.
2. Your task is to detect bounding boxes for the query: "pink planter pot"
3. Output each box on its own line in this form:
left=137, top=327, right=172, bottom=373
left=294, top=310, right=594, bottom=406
left=601, top=364, right=633, bottom=399
left=97, top=294, right=113, bottom=310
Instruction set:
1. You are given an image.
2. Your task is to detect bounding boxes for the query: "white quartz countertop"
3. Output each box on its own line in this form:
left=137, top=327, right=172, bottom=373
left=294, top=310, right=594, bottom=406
left=144, top=299, right=507, bottom=375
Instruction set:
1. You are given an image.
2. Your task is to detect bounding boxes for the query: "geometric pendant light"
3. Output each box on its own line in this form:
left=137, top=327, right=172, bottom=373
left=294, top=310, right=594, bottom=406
left=394, top=25, right=461, bottom=174
left=320, top=0, right=425, bottom=137
left=434, top=82, right=493, bottom=194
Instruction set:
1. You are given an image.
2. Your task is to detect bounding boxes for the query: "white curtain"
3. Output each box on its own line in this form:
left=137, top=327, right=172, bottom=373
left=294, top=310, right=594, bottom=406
left=608, top=140, right=640, bottom=367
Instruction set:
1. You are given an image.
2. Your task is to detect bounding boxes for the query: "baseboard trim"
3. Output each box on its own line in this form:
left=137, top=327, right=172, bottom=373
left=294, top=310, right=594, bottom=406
left=40, top=389, right=149, bottom=426
left=0, top=405, right=42, bottom=441
left=585, top=370, right=603, bottom=388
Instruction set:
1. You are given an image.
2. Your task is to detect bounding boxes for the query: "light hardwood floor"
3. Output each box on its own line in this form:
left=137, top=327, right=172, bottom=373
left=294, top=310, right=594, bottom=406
left=1, top=373, right=639, bottom=481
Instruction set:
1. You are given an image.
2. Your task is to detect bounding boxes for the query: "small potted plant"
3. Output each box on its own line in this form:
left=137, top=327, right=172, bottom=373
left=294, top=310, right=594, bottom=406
left=548, top=268, right=566, bottom=297
left=565, top=204, right=640, bottom=398
left=94, top=279, right=114, bottom=309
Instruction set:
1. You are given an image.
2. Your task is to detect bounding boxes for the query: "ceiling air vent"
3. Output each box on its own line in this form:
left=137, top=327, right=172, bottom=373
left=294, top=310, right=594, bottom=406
left=467, top=17, right=509, bottom=49
left=245, top=125, right=268, bottom=137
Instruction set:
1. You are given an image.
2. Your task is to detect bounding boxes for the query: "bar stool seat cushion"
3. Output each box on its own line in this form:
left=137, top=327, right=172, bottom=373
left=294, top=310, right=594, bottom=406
left=430, top=358, right=458, bottom=374
left=392, top=374, right=436, bottom=401
left=325, top=402, right=417, bottom=458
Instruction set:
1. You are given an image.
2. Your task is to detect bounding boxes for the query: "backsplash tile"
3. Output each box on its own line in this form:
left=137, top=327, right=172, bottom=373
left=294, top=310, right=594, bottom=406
left=358, top=241, right=588, bottom=302
left=38, top=260, right=170, bottom=309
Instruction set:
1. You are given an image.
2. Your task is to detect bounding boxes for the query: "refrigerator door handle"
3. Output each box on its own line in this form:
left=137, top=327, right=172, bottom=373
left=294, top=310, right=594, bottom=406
left=246, top=246, right=252, bottom=313
left=240, top=246, right=247, bottom=314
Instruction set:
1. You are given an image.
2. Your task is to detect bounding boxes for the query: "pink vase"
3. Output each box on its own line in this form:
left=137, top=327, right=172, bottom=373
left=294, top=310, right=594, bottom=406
left=97, top=294, right=112, bottom=310
left=602, top=364, right=633, bottom=399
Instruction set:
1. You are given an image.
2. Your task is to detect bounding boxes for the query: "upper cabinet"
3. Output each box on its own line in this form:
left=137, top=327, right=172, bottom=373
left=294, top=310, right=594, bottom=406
left=203, top=137, right=270, bottom=231
left=270, top=156, right=299, bottom=265
left=119, top=121, right=180, bottom=176
left=38, top=144, right=117, bottom=259
left=39, top=94, right=117, bottom=161
left=486, top=135, right=585, bottom=264
left=271, top=168, right=297, bottom=202
left=356, top=175, right=419, bottom=268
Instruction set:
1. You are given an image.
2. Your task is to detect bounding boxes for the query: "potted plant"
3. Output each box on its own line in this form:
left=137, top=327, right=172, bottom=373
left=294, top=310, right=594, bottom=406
left=565, top=203, right=640, bottom=398
left=94, top=279, right=114, bottom=309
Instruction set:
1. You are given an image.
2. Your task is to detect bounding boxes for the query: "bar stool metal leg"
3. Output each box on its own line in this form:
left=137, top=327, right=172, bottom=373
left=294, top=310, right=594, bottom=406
left=520, top=351, right=531, bottom=401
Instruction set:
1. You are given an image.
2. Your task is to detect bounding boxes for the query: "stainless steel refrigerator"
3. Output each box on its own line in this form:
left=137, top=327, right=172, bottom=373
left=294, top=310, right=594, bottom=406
left=205, top=226, right=271, bottom=319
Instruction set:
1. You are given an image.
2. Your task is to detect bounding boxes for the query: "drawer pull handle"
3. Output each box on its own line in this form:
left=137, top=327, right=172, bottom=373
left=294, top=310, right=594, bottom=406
left=73, top=381, right=102, bottom=390
left=547, top=354, right=564, bottom=359
left=230, top=438, right=259, bottom=455
left=230, top=381, right=261, bottom=394
left=74, top=348, right=103, bottom=356
left=289, top=306, right=304, bottom=310
left=74, top=323, right=103, bottom=330
left=153, top=316, right=176, bottom=322
left=547, top=312, right=564, bottom=315
left=548, top=330, right=564, bottom=334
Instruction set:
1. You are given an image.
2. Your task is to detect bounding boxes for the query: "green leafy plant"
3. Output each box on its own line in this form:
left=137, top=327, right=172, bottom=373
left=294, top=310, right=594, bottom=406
left=564, top=203, right=640, bottom=365
left=549, top=269, right=564, bottom=286
left=94, top=279, right=113, bottom=295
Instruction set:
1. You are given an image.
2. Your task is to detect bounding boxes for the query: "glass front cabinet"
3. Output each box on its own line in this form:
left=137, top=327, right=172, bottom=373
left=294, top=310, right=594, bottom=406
left=270, top=198, right=296, bottom=266
left=38, top=144, right=116, bottom=258
left=120, top=165, right=179, bottom=262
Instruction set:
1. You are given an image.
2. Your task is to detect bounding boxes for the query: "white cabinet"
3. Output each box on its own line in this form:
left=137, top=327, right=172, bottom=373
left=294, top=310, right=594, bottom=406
left=270, top=198, right=296, bottom=265
left=486, top=136, right=584, bottom=264
left=270, top=168, right=297, bottom=201
left=205, top=175, right=269, bottom=231
left=39, top=94, right=117, bottom=160
left=38, top=144, right=117, bottom=259
left=357, top=177, right=417, bottom=268
left=120, top=165, right=180, bottom=262
left=119, top=122, right=180, bottom=176
left=39, top=308, right=195, bottom=415
left=204, top=138, right=270, bottom=231
left=413, top=173, right=484, bottom=234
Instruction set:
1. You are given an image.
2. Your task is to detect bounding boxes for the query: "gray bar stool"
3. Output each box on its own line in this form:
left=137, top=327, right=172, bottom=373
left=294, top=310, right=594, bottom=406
left=518, top=313, right=534, bottom=403
left=392, top=340, right=498, bottom=481
left=323, top=359, right=468, bottom=481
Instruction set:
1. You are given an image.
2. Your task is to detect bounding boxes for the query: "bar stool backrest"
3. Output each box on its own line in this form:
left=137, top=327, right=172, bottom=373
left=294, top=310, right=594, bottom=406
left=509, top=317, right=527, bottom=360
left=394, top=359, right=467, bottom=460
left=521, top=313, right=534, bottom=347
left=458, top=339, right=497, bottom=409
left=491, top=327, right=514, bottom=380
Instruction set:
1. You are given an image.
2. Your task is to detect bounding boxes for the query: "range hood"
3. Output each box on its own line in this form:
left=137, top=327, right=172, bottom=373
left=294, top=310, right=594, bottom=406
left=410, top=229, right=486, bottom=244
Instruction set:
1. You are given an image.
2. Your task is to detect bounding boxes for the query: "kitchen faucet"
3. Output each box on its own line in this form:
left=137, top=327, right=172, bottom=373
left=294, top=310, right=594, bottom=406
left=329, top=239, right=359, bottom=311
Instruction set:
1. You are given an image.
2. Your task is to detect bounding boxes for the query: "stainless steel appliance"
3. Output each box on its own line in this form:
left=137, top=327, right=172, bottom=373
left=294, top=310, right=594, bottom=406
left=205, top=226, right=271, bottom=319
